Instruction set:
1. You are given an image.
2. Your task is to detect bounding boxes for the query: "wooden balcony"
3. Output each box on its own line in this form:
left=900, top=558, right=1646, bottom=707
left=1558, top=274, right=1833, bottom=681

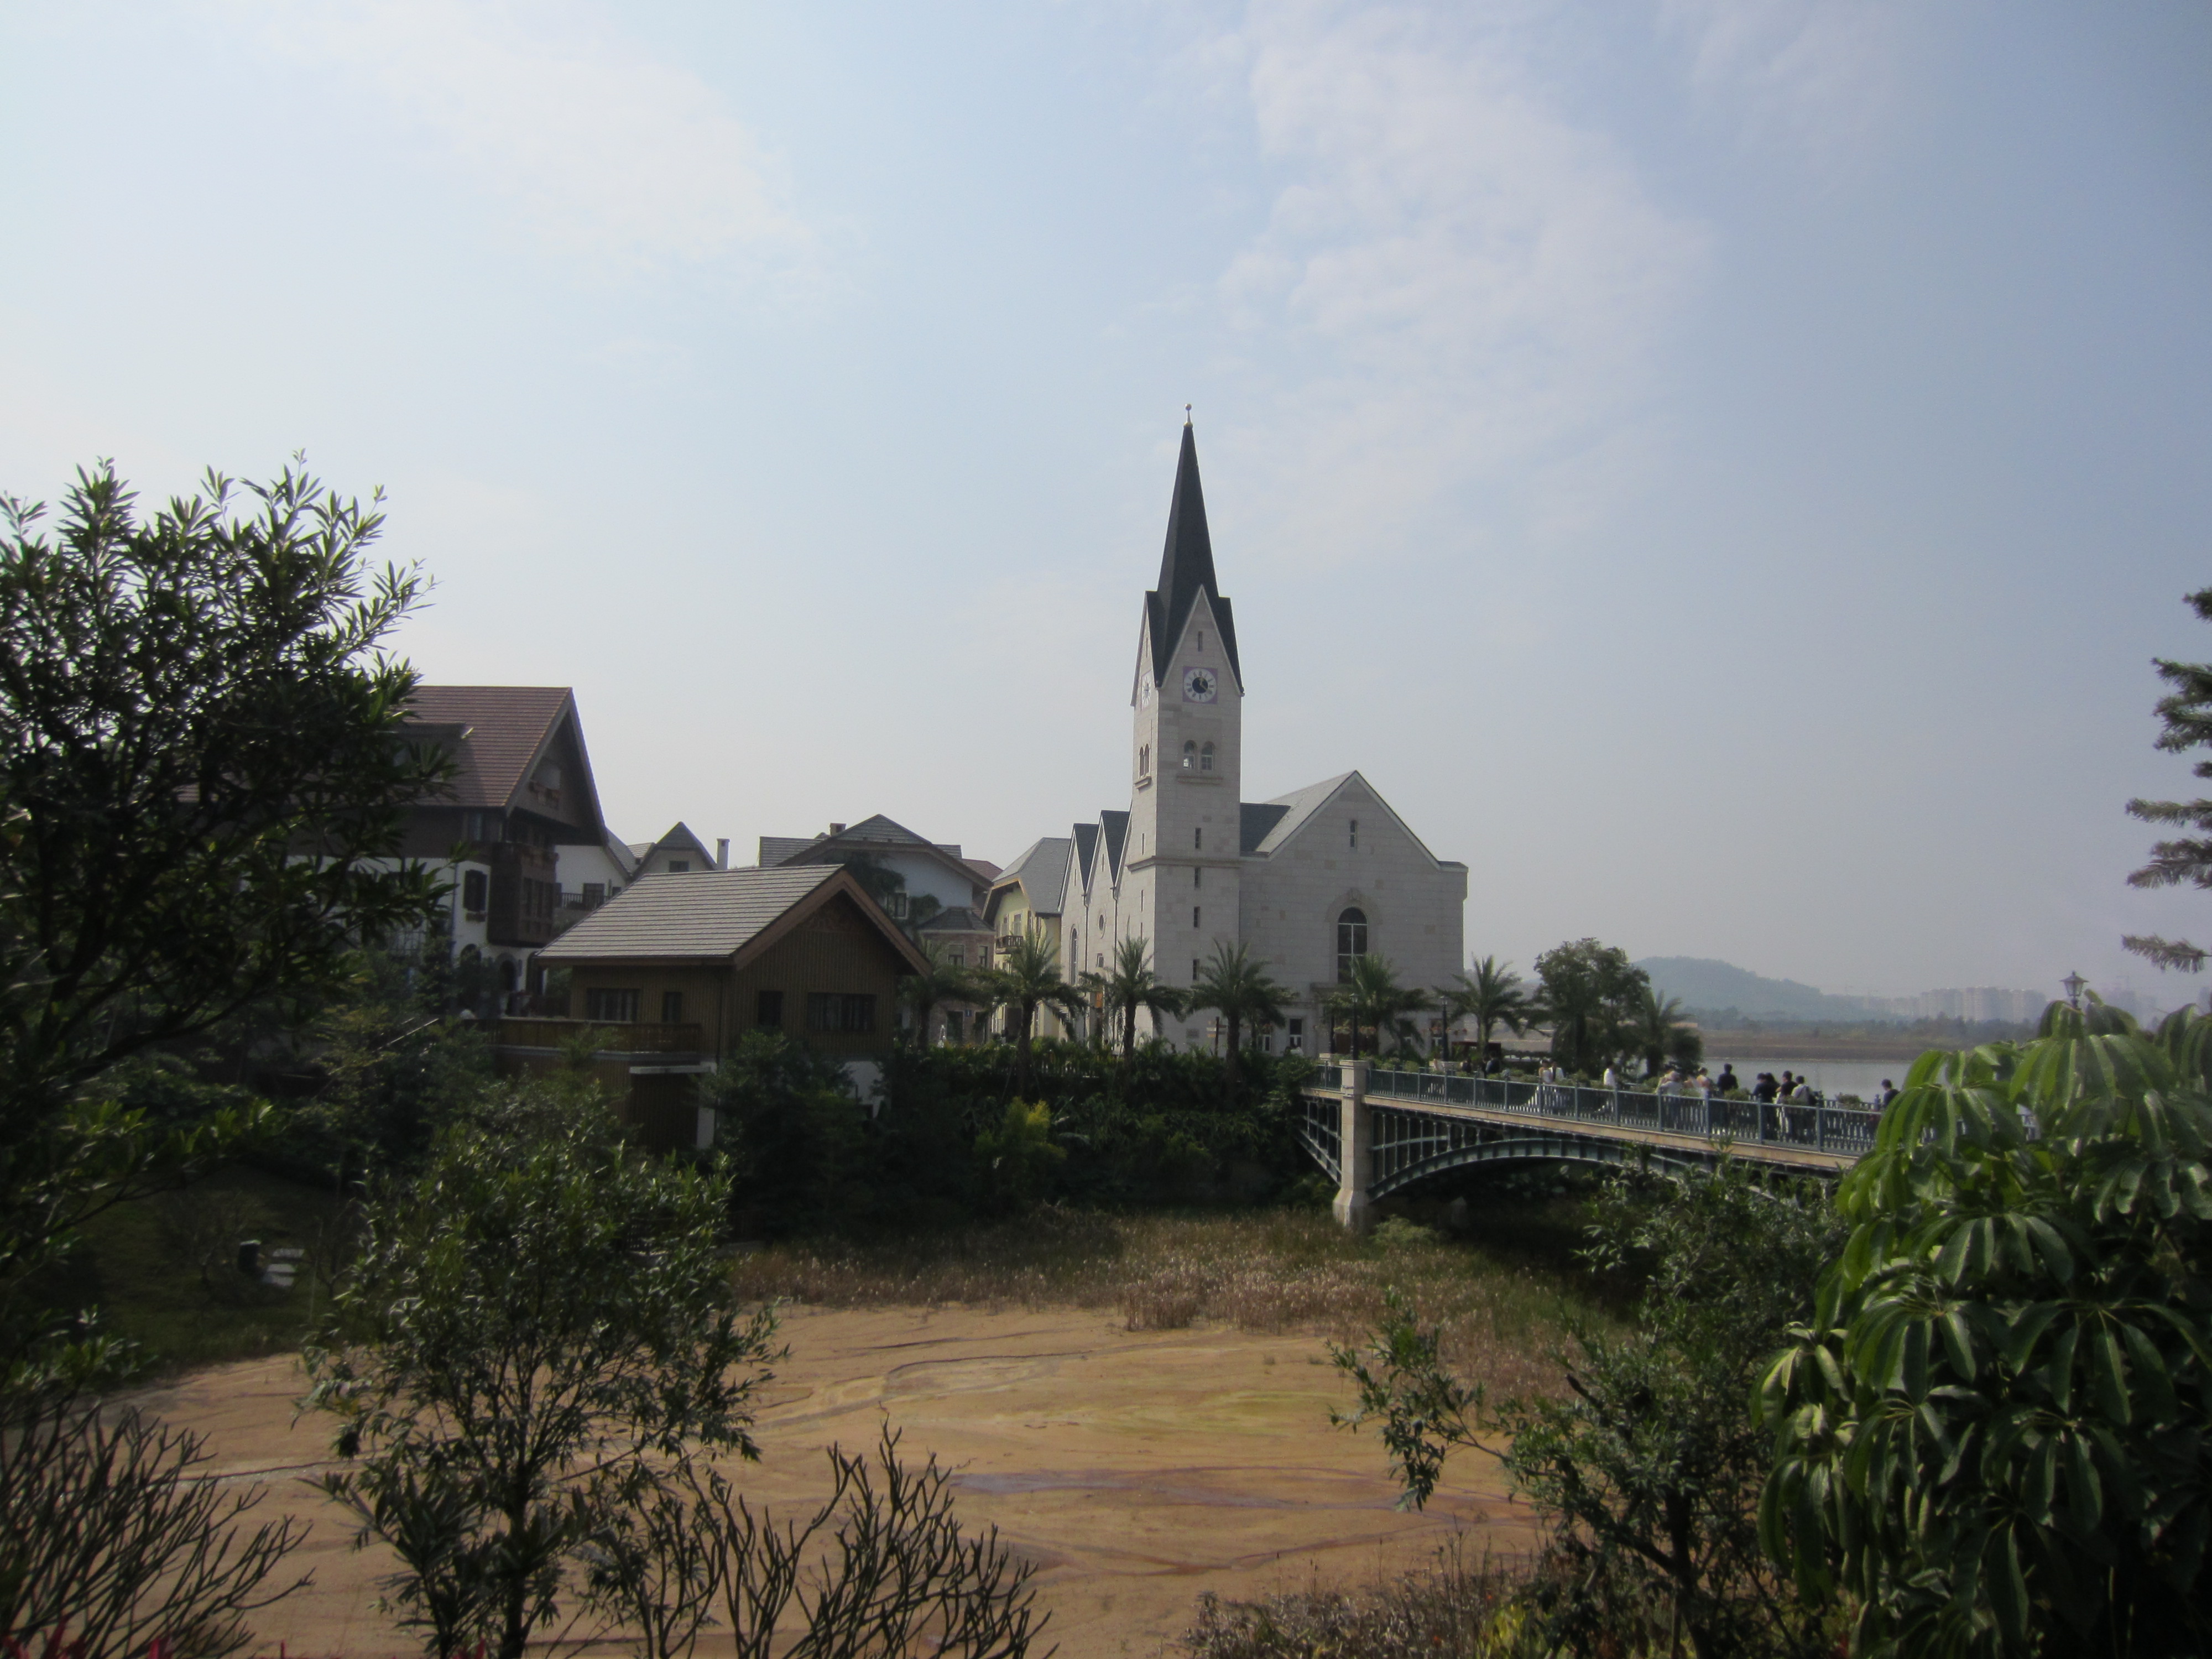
left=492, top=1018, right=705, bottom=1055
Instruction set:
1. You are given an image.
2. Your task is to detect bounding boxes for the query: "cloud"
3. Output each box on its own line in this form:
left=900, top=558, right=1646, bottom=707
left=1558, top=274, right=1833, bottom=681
left=229, top=0, right=825, bottom=286
left=1658, top=0, right=1913, bottom=161
left=1203, top=0, right=1707, bottom=567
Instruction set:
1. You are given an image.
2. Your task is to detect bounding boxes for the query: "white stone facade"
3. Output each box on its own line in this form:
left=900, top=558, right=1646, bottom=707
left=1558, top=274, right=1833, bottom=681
left=1056, top=424, right=1467, bottom=1055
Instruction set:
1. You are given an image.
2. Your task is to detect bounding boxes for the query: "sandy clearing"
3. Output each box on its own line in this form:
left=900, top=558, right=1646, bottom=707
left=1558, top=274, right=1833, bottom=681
left=133, top=1305, right=1537, bottom=1658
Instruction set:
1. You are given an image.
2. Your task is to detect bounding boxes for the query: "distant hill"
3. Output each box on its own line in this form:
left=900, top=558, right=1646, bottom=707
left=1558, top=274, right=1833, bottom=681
left=1634, top=957, right=1868, bottom=1023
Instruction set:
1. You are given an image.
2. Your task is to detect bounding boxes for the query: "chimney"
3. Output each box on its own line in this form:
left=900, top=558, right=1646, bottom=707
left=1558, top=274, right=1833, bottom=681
left=716, top=838, right=729, bottom=870
left=829, top=822, right=846, bottom=835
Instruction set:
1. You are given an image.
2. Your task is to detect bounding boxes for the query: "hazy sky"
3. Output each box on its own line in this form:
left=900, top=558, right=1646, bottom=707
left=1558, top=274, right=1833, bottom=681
left=4, top=1, right=2209, bottom=1002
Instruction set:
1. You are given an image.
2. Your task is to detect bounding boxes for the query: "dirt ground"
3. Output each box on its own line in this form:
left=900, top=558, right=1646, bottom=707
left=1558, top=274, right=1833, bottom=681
left=138, top=1303, right=1538, bottom=1658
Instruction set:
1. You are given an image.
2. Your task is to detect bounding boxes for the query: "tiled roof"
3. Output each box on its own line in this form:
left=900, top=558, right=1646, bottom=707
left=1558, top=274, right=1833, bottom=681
left=917, top=905, right=993, bottom=936
left=1245, top=773, right=1354, bottom=857
left=761, top=815, right=986, bottom=894
left=994, top=837, right=1071, bottom=916
left=758, top=837, right=815, bottom=866
left=1071, top=822, right=1100, bottom=891
left=1239, top=802, right=1291, bottom=854
left=539, top=865, right=842, bottom=962
left=1100, top=810, right=1129, bottom=884
left=403, top=686, right=572, bottom=811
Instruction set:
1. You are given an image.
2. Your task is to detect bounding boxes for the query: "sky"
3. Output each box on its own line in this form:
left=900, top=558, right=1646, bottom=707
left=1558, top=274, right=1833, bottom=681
left=3, top=1, right=2209, bottom=1003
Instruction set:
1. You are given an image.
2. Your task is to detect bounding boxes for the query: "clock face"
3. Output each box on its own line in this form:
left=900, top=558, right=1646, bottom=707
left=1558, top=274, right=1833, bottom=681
left=1183, top=667, right=1217, bottom=703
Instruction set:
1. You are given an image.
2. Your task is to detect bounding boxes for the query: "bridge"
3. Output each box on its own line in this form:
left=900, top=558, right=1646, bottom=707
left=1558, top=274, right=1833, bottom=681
left=1297, top=1061, right=1881, bottom=1229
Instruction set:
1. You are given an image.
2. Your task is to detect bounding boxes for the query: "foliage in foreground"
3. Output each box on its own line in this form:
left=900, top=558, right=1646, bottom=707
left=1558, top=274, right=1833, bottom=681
left=0, top=1383, right=309, bottom=1659
left=306, top=1087, right=781, bottom=1659
left=1761, top=1001, right=2212, bottom=1656
left=2124, top=582, right=2212, bottom=971
left=0, top=461, right=446, bottom=1365
left=1334, top=1162, right=1845, bottom=1659
left=1179, top=1537, right=1530, bottom=1659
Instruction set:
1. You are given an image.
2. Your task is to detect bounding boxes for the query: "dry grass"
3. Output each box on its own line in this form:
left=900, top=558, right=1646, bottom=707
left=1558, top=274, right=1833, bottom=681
left=728, top=1204, right=1613, bottom=1400
left=1179, top=1535, right=1538, bottom=1659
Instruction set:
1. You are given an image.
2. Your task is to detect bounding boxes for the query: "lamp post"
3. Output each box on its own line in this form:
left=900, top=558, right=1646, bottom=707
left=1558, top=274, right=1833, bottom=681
left=2063, top=971, right=2086, bottom=1010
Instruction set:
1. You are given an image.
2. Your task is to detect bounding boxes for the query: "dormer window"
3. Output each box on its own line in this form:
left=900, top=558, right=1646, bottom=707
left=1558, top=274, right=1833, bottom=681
left=1201, top=741, right=1214, bottom=774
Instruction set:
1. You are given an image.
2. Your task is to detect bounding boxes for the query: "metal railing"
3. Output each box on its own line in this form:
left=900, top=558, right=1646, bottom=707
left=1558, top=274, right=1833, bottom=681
left=1296, top=1092, right=1342, bottom=1182
left=1353, top=1067, right=1882, bottom=1159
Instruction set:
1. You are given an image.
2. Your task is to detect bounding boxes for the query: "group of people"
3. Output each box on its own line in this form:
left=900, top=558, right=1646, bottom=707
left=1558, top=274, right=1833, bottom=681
left=1521, top=1061, right=1902, bottom=1110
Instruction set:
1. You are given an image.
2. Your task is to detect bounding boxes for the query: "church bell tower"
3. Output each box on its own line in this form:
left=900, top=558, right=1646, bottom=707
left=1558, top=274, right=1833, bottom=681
left=1128, top=418, right=1244, bottom=1007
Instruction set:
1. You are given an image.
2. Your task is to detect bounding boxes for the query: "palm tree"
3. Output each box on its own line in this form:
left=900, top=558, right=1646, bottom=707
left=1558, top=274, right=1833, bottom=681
left=979, top=927, right=1085, bottom=1095
left=1185, top=941, right=1291, bottom=1105
left=1438, top=954, right=1536, bottom=1063
left=1632, top=986, right=1694, bottom=1078
left=1096, top=936, right=1185, bottom=1060
left=1326, top=953, right=1432, bottom=1062
left=896, top=941, right=974, bottom=1050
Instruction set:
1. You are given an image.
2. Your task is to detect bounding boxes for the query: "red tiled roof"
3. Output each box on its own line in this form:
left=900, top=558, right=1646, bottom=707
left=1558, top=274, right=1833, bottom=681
left=403, top=685, right=572, bottom=811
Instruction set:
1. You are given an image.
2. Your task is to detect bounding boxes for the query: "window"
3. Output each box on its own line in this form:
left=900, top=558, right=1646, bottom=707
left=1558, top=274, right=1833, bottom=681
left=1197, top=630, right=1204, bottom=649
left=668, top=859, right=690, bottom=873
left=1336, top=908, right=1368, bottom=983
left=1201, top=741, right=1214, bottom=774
left=1182, top=740, right=1196, bottom=771
left=661, top=990, right=685, bottom=1024
left=1193, top=867, right=1202, bottom=889
left=945, top=1010, right=965, bottom=1043
left=582, top=882, right=605, bottom=909
left=586, top=988, right=641, bottom=1023
left=1192, top=958, right=1201, bottom=980
left=1288, top=1016, right=1305, bottom=1053
left=462, top=869, right=488, bottom=914
left=1139, top=744, right=1149, bottom=776
left=948, top=950, right=964, bottom=967
left=807, top=992, right=878, bottom=1034
left=1192, top=906, right=1201, bottom=928
left=756, top=989, right=784, bottom=1028
left=1349, top=819, right=1358, bottom=850
left=1194, top=827, right=1203, bottom=851
left=887, top=891, right=908, bottom=919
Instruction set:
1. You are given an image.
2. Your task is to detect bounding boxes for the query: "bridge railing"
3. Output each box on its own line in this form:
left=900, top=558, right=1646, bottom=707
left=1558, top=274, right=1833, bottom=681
left=1355, top=1067, right=1882, bottom=1159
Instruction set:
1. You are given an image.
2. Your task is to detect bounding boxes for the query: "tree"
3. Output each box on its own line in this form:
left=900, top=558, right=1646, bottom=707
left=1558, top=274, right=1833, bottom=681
left=1185, top=941, right=1290, bottom=1105
left=306, top=1093, right=781, bottom=1659
left=898, top=942, right=975, bottom=1050
left=1760, top=1004, right=2212, bottom=1656
left=0, top=460, right=447, bottom=1350
left=1326, top=954, right=1431, bottom=1062
left=1534, top=940, right=1648, bottom=1078
left=1440, top=955, right=1537, bottom=1056
left=978, top=927, right=1084, bottom=1097
left=1630, top=986, right=1695, bottom=1078
left=2125, top=586, right=2212, bottom=971
left=1094, top=936, right=1184, bottom=1060
left=1335, top=1163, right=1845, bottom=1659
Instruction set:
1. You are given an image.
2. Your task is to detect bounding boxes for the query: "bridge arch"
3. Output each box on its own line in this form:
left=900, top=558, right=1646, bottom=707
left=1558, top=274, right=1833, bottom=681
left=1368, top=1134, right=1704, bottom=1199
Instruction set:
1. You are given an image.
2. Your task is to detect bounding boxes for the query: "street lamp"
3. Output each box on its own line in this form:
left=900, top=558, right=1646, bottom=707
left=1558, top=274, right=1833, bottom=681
left=2062, top=971, right=2086, bottom=1010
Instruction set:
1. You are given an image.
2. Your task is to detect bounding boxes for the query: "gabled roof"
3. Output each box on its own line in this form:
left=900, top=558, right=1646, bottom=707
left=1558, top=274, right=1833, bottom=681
left=1241, top=770, right=1456, bottom=867
left=761, top=814, right=988, bottom=895
left=403, top=685, right=606, bottom=841
left=639, top=821, right=716, bottom=866
left=1070, top=822, right=1100, bottom=894
left=1142, top=422, right=1243, bottom=691
left=538, top=864, right=928, bottom=974
left=990, top=837, right=1071, bottom=918
left=1240, top=802, right=1291, bottom=854
left=1099, top=810, right=1130, bottom=885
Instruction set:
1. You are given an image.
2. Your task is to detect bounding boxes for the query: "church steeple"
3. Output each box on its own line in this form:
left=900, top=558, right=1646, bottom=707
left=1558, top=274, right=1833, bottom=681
left=1144, top=419, right=1241, bottom=690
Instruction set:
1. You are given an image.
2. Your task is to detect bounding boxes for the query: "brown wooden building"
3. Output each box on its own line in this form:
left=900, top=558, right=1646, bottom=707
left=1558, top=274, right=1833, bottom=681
left=510, top=864, right=930, bottom=1147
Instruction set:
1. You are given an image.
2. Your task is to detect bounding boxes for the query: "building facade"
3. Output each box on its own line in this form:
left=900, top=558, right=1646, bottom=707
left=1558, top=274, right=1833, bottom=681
left=1057, top=421, right=1468, bottom=1054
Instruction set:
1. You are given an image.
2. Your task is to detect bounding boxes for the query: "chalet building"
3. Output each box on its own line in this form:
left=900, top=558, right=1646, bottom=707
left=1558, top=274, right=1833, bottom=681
left=521, top=864, right=929, bottom=1145
left=629, top=821, right=730, bottom=877
left=755, top=815, right=997, bottom=924
left=398, top=685, right=615, bottom=1005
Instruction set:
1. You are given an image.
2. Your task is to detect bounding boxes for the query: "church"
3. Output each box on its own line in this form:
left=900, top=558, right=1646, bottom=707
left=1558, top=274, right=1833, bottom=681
left=986, top=420, right=1468, bottom=1054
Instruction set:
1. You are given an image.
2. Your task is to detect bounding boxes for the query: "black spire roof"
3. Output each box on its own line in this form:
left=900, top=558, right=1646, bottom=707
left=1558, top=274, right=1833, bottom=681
left=1144, top=420, right=1241, bottom=690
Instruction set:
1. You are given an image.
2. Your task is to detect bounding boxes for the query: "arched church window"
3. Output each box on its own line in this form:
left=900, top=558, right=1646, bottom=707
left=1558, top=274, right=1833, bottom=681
left=1335, top=908, right=1368, bottom=983
left=1182, top=740, right=1197, bottom=770
left=1201, top=741, right=1214, bottom=773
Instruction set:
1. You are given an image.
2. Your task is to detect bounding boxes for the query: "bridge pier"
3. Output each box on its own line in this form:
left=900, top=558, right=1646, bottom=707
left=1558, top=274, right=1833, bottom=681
left=1332, top=1059, right=1373, bottom=1233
